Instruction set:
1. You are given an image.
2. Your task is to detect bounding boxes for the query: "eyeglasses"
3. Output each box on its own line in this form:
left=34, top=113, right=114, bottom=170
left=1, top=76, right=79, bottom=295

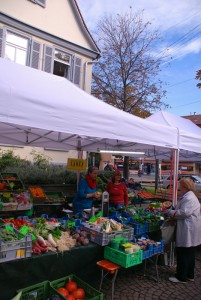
left=115, top=174, right=121, bottom=176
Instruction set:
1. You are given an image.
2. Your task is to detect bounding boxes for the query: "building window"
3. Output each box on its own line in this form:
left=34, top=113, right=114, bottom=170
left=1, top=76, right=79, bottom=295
left=5, top=31, right=29, bottom=65
left=54, top=49, right=70, bottom=78
left=43, top=45, right=81, bottom=87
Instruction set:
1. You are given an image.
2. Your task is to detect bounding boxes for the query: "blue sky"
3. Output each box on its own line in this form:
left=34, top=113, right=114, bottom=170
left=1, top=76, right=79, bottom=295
left=77, top=0, right=201, bottom=117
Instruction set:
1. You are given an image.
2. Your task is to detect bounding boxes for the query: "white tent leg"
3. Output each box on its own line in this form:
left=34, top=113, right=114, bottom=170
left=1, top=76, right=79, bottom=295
left=172, top=149, right=179, bottom=207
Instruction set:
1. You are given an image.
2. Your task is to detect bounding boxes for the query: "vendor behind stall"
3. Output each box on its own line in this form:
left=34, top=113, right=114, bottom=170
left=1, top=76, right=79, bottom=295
left=106, top=170, right=129, bottom=209
left=72, top=166, right=100, bottom=214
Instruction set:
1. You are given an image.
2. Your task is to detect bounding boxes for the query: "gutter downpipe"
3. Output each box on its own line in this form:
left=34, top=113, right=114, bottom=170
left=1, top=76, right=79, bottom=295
left=83, top=59, right=100, bottom=91
left=80, top=59, right=99, bottom=186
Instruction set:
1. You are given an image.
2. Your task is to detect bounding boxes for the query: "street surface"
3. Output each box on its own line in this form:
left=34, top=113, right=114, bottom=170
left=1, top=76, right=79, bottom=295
left=94, top=247, right=201, bottom=300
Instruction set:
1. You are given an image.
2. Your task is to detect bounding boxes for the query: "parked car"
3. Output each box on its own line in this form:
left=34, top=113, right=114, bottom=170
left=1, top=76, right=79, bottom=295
left=162, top=174, right=201, bottom=191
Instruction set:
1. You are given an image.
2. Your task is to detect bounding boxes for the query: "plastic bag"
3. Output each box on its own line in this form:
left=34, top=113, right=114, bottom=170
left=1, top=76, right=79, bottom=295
left=160, top=219, right=176, bottom=244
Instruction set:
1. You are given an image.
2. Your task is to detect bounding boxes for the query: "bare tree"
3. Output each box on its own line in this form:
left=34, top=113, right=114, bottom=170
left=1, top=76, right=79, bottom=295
left=92, top=9, right=169, bottom=117
left=92, top=9, right=169, bottom=178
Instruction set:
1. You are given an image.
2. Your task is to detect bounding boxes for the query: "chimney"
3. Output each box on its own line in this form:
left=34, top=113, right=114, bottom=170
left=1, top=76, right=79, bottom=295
left=194, top=112, right=196, bottom=115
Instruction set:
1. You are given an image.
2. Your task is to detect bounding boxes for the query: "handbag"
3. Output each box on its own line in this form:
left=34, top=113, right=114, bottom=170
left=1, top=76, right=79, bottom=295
left=160, top=217, right=176, bottom=244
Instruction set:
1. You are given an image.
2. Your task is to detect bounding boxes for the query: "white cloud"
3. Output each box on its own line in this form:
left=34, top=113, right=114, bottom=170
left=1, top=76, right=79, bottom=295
left=168, top=37, right=201, bottom=59
left=77, top=0, right=201, bottom=31
left=77, top=0, right=201, bottom=58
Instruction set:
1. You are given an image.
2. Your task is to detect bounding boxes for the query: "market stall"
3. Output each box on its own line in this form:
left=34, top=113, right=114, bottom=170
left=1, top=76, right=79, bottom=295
left=0, top=186, right=174, bottom=299
left=0, top=58, right=194, bottom=299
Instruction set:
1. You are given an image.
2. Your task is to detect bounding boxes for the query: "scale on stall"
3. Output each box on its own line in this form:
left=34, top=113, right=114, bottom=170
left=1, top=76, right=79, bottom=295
left=101, top=190, right=109, bottom=217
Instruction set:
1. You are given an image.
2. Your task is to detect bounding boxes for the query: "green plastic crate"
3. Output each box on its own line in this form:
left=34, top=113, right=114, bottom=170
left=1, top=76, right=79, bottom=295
left=16, top=280, right=63, bottom=300
left=104, top=246, right=143, bottom=268
left=51, top=274, right=104, bottom=300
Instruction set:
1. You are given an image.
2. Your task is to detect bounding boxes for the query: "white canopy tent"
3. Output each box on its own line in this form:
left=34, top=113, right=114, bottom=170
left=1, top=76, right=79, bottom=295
left=137, top=111, right=201, bottom=160
left=146, top=111, right=201, bottom=204
left=147, top=111, right=201, bottom=154
left=0, top=58, right=178, bottom=154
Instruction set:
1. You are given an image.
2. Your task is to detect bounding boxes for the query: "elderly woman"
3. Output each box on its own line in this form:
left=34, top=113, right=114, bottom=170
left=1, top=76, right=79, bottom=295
left=106, top=170, right=128, bottom=209
left=167, top=177, right=201, bottom=283
left=72, top=166, right=100, bottom=214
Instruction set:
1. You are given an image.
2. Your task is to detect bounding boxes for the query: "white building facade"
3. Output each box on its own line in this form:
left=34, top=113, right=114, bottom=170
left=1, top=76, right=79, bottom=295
left=0, top=0, right=100, bottom=164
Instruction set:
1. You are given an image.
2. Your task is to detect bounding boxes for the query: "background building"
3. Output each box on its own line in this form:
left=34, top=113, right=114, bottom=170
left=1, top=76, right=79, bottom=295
left=0, top=0, right=100, bottom=164
left=183, top=113, right=201, bottom=128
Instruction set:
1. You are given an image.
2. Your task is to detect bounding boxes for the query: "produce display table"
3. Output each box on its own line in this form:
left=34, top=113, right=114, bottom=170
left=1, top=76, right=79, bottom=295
left=0, top=242, right=104, bottom=300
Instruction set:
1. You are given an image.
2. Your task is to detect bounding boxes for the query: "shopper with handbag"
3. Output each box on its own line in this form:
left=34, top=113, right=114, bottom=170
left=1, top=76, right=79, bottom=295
left=166, top=177, right=201, bottom=283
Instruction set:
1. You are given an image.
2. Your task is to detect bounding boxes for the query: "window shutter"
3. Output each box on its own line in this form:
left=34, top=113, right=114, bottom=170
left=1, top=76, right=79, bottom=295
left=0, top=27, right=3, bottom=58
left=30, top=40, right=41, bottom=69
left=43, top=45, right=53, bottom=73
left=73, top=56, right=81, bottom=87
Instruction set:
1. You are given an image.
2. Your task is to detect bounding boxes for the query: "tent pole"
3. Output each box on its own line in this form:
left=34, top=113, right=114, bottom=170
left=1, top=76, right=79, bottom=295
left=173, top=149, right=179, bottom=207
left=77, top=137, right=83, bottom=191
left=154, top=159, right=159, bottom=192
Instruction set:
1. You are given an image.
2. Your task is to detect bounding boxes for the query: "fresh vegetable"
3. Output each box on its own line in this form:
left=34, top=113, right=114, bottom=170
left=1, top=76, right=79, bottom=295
left=0, top=228, right=18, bottom=242
left=34, top=240, right=48, bottom=252
left=65, top=280, right=78, bottom=293
left=56, top=231, right=76, bottom=252
left=72, top=230, right=89, bottom=247
left=66, top=295, right=76, bottom=300
left=57, top=287, right=69, bottom=297
left=37, top=235, right=47, bottom=247
left=48, top=233, right=57, bottom=248
left=29, top=187, right=46, bottom=198
left=32, top=247, right=41, bottom=255
left=32, top=237, right=48, bottom=255
left=0, top=180, right=7, bottom=190
left=72, top=288, right=85, bottom=299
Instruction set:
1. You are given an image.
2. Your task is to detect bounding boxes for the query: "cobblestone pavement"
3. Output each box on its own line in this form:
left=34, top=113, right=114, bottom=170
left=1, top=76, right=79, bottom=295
left=94, top=247, right=201, bottom=300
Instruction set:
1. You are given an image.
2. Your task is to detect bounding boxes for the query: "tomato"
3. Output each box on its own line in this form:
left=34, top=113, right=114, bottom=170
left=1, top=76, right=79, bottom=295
left=51, top=218, right=57, bottom=223
left=65, top=281, right=78, bottom=293
left=72, top=288, right=85, bottom=299
left=66, top=295, right=76, bottom=300
left=57, top=287, right=69, bottom=297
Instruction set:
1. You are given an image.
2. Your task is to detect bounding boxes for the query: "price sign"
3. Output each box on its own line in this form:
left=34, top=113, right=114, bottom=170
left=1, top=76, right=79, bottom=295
left=67, top=158, right=87, bottom=171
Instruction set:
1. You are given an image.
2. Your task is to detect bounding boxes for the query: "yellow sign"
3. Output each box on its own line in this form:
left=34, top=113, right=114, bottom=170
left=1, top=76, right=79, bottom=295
left=67, top=158, right=87, bottom=171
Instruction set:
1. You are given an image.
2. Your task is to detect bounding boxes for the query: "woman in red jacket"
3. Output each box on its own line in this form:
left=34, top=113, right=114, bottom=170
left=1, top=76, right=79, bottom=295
left=106, top=170, right=128, bottom=209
